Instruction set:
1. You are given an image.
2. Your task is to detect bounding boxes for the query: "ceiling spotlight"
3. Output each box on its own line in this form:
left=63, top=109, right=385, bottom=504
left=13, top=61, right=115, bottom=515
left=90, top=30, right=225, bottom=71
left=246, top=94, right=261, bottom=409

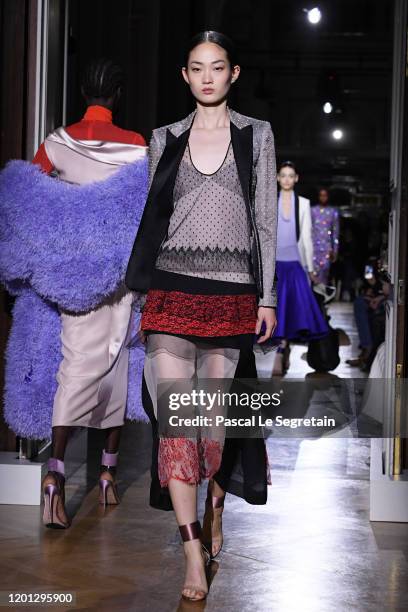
left=332, top=129, right=343, bottom=140
left=306, top=7, right=322, bottom=24
left=323, top=102, right=333, bottom=114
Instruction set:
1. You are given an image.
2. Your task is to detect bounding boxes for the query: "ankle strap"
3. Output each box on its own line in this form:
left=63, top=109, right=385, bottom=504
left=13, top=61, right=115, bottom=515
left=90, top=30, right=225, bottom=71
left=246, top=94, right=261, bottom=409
left=179, top=520, right=201, bottom=542
left=206, top=493, right=225, bottom=509
left=48, top=457, right=65, bottom=476
left=101, top=449, right=118, bottom=467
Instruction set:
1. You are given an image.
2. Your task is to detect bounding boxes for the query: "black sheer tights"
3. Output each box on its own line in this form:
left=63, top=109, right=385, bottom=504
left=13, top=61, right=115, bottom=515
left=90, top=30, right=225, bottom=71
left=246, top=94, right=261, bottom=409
left=51, top=425, right=122, bottom=475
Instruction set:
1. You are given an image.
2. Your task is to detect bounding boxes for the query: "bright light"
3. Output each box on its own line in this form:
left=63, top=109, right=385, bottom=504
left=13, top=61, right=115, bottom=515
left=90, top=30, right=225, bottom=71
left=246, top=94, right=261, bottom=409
left=307, top=7, right=322, bottom=24
left=332, top=129, right=343, bottom=140
left=323, top=102, right=333, bottom=114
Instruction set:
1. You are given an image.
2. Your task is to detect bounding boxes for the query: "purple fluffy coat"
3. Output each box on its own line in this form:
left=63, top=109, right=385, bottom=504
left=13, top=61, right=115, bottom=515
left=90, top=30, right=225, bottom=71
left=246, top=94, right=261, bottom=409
left=0, top=159, right=149, bottom=439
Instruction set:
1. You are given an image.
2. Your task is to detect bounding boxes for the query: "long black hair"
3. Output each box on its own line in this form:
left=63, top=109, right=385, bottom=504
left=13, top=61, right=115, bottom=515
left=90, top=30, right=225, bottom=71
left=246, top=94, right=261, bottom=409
left=184, top=31, right=238, bottom=67
left=81, top=58, right=124, bottom=100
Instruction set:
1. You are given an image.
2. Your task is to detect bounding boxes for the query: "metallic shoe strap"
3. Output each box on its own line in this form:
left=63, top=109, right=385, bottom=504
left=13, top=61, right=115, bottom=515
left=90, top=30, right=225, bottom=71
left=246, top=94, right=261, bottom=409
left=179, top=520, right=202, bottom=542
left=206, top=492, right=225, bottom=509
left=211, top=494, right=225, bottom=509
left=207, top=479, right=225, bottom=509
left=101, top=449, right=118, bottom=467
left=48, top=457, right=65, bottom=476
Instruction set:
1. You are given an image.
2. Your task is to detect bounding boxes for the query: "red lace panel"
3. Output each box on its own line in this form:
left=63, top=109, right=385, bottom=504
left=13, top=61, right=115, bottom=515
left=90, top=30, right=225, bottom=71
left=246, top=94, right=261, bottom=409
left=158, top=437, right=223, bottom=487
left=141, top=290, right=257, bottom=336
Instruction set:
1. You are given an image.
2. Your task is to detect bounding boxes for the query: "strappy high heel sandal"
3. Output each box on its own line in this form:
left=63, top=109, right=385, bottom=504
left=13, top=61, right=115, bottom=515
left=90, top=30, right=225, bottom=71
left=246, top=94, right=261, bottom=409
left=202, top=479, right=225, bottom=558
left=99, top=449, right=120, bottom=507
left=42, top=458, right=71, bottom=529
left=179, top=520, right=211, bottom=602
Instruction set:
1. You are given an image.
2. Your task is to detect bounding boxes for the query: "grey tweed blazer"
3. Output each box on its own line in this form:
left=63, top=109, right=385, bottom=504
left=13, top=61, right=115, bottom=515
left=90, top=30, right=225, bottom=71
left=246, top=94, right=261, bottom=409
left=126, top=107, right=277, bottom=307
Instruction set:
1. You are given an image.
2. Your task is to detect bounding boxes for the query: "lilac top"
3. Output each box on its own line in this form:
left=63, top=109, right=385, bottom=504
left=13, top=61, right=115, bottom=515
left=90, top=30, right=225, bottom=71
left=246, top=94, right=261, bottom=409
left=276, top=191, right=301, bottom=262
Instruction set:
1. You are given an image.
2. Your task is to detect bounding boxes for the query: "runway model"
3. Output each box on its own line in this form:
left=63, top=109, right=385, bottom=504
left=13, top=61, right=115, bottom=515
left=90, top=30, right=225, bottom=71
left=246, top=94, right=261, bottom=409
left=273, top=162, right=328, bottom=375
left=126, top=31, right=277, bottom=601
left=34, top=59, right=146, bottom=528
left=311, top=188, right=340, bottom=284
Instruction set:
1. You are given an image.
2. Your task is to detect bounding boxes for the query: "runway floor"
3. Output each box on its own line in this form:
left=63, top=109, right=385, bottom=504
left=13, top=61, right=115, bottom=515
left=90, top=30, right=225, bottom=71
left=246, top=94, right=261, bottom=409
left=1, top=303, right=408, bottom=611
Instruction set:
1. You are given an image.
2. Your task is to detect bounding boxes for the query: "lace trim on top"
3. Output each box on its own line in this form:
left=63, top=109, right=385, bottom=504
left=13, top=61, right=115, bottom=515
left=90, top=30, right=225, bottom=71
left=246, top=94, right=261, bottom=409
left=155, top=143, right=254, bottom=284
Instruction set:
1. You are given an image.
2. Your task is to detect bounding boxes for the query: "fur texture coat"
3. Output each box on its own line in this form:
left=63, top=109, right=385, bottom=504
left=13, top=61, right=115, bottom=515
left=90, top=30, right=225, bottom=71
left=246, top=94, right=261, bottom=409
left=0, top=158, right=149, bottom=439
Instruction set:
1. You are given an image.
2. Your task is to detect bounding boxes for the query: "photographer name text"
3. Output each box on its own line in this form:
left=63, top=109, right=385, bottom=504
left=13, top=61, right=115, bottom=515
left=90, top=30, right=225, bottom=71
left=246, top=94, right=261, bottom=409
left=168, top=415, right=336, bottom=429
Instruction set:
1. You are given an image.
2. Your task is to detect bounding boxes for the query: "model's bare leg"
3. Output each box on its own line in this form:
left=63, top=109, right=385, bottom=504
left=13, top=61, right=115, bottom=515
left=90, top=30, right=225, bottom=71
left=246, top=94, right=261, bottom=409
left=145, top=334, right=207, bottom=600
left=168, top=479, right=208, bottom=600
left=197, top=345, right=240, bottom=557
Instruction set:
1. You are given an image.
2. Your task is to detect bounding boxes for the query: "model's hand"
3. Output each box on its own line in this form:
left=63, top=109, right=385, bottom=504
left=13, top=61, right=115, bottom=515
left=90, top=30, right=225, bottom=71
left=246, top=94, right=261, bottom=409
left=255, top=307, right=277, bottom=343
left=309, top=271, right=319, bottom=284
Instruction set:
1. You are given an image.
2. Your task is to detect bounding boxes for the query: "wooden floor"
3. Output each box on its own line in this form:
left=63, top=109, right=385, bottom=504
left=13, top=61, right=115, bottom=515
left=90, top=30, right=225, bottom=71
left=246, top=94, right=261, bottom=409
left=1, top=303, right=408, bottom=611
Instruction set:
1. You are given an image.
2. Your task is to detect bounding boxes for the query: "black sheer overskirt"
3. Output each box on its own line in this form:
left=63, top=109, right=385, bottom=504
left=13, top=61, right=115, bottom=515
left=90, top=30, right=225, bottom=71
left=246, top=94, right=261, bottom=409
left=142, top=347, right=269, bottom=511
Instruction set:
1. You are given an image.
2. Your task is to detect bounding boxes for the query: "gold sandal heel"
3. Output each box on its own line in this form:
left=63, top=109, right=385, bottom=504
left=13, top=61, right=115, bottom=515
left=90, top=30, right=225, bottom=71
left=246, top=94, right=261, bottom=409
left=202, top=480, right=225, bottom=558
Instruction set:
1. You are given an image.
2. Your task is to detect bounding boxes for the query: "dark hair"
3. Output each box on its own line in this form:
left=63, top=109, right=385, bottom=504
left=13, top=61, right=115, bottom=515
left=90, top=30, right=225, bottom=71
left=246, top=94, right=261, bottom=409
left=81, top=58, right=124, bottom=100
left=278, top=160, right=299, bottom=174
left=185, top=30, right=238, bottom=67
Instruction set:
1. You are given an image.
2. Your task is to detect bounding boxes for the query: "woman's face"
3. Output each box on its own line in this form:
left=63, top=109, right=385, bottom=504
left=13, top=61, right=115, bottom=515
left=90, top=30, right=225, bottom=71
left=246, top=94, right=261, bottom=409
left=277, top=167, right=298, bottom=191
left=182, top=42, right=240, bottom=105
left=318, top=189, right=329, bottom=205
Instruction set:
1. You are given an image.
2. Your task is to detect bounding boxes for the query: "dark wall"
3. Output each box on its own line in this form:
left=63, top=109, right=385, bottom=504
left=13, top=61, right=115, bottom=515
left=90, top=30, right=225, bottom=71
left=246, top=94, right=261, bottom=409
left=67, top=0, right=161, bottom=141
left=0, top=0, right=28, bottom=166
left=217, top=0, right=393, bottom=201
left=65, top=0, right=393, bottom=205
left=0, top=0, right=29, bottom=451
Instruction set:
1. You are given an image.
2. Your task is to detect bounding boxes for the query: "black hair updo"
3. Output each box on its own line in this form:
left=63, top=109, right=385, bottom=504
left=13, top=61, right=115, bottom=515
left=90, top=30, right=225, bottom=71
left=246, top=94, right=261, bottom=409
left=278, top=160, right=299, bottom=174
left=184, top=31, right=238, bottom=68
left=81, top=58, right=124, bottom=100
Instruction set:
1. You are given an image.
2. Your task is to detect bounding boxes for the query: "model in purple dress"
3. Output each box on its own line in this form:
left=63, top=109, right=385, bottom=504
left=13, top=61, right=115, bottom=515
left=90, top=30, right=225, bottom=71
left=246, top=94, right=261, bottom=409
left=311, top=188, right=340, bottom=285
left=271, top=163, right=329, bottom=375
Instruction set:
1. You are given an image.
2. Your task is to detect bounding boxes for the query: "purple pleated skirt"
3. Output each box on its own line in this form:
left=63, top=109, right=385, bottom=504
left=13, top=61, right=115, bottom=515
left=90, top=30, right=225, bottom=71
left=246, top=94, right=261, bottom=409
left=272, top=260, right=329, bottom=342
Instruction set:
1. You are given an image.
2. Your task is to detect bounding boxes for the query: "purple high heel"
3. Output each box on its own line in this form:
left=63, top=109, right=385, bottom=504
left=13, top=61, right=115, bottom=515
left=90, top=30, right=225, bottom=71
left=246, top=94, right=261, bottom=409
left=99, top=450, right=120, bottom=507
left=42, top=458, right=70, bottom=529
